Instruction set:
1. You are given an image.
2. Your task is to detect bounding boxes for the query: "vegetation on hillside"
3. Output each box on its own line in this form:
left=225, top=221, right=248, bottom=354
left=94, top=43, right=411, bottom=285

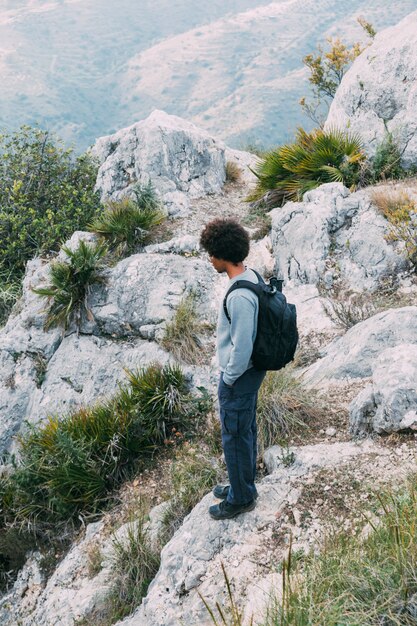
left=257, top=369, right=320, bottom=452
left=247, top=127, right=365, bottom=204
left=0, top=126, right=103, bottom=322
left=160, top=291, right=210, bottom=364
left=371, top=189, right=417, bottom=271
left=269, top=478, right=417, bottom=625
left=0, top=362, right=210, bottom=590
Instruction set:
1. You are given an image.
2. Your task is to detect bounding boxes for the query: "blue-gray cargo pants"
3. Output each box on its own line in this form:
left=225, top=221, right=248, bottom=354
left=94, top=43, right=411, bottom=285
left=217, top=367, right=267, bottom=505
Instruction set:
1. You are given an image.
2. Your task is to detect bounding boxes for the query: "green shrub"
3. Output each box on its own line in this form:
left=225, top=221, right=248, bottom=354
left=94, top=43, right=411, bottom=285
left=160, top=292, right=207, bottom=364
left=77, top=500, right=160, bottom=625
left=371, top=132, right=407, bottom=181
left=300, top=19, right=375, bottom=126
left=88, top=183, right=165, bottom=256
left=269, top=478, right=417, bottom=625
left=0, top=126, right=102, bottom=284
left=2, top=363, right=204, bottom=528
left=31, top=239, right=109, bottom=330
left=247, top=128, right=365, bottom=204
left=257, top=369, right=319, bottom=450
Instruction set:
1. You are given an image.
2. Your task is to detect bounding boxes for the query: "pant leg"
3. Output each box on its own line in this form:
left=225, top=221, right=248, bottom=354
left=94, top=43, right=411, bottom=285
left=252, top=392, right=259, bottom=482
left=218, top=368, right=266, bottom=505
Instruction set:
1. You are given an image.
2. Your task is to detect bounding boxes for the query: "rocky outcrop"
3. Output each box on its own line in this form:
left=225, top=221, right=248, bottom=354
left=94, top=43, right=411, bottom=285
left=325, top=10, right=417, bottom=167
left=270, top=183, right=409, bottom=291
left=78, top=250, right=218, bottom=338
left=92, top=110, right=227, bottom=215
left=0, top=502, right=170, bottom=626
left=0, top=230, right=220, bottom=454
left=116, top=441, right=382, bottom=626
left=302, top=307, right=417, bottom=385
left=350, top=344, right=417, bottom=435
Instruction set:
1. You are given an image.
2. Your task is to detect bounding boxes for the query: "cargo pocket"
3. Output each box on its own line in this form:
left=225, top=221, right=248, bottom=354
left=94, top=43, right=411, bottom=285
left=221, top=408, right=253, bottom=436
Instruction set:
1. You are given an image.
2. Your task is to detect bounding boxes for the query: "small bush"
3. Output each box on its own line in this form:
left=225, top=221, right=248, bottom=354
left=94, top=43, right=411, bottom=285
left=160, top=292, right=207, bottom=364
left=88, top=183, right=165, bottom=256
left=322, top=291, right=378, bottom=330
left=269, top=477, right=417, bottom=625
left=86, top=543, right=103, bottom=578
left=225, top=161, right=242, bottom=183
left=31, top=239, right=109, bottom=330
left=371, top=189, right=417, bottom=270
left=247, top=128, right=365, bottom=204
left=0, top=126, right=102, bottom=285
left=257, top=369, right=319, bottom=450
left=371, top=132, right=407, bottom=181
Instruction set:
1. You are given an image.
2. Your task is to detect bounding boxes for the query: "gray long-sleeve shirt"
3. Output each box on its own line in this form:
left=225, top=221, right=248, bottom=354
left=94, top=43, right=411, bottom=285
left=216, top=268, right=259, bottom=386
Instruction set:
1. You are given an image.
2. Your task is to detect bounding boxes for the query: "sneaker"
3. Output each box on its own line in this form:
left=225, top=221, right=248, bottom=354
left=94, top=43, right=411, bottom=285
left=212, top=484, right=259, bottom=500
left=209, top=498, right=256, bottom=520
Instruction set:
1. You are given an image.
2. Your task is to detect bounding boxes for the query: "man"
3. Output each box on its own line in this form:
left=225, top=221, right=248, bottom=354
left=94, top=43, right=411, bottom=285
left=199, top=218, right=266, bottom=520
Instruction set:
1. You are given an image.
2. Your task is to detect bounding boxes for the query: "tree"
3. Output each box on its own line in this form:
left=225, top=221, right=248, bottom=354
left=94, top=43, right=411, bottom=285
left=300, top=18, right=376, bottom=126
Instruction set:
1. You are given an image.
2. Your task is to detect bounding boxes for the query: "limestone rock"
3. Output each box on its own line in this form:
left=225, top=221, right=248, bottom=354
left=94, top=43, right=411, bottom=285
left=144, top=235, right=200, bottom=256
left=350, top=344, right=417, bottom=435
left=0, top=501, right=171, bottom=626
left=0, top=258, right=64, bottom=454
left=116, top=441, right=380, bottom=626
left=92, top=110, right=227, bottom=215
left=81, top=253, right=218, bottom=338
left=24, top=334, right=169, bottom=430
left=270, top=183, right=408, bottom=291
left=303, top=307, right=417, bottom=385
left=325, top=11, right=417, bottom=168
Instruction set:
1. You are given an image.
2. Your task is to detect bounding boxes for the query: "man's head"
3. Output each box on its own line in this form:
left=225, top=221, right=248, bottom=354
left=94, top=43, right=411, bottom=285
left=199, top=218, right=250, bottom=272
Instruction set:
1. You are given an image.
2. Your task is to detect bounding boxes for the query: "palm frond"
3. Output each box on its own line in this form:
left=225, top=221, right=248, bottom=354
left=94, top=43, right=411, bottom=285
left=246, top=127, right=365, bottom=205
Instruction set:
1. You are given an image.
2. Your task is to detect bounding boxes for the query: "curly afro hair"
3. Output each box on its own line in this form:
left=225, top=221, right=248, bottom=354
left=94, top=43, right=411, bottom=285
left=199, top=218, right=250, bottom=263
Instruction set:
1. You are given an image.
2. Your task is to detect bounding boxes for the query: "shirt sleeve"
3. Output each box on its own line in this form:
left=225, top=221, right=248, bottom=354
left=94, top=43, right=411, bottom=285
left=222, top=292, right=257, bottom=386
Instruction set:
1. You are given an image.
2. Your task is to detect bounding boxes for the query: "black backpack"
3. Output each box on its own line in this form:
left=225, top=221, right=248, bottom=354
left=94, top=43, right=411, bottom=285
left=223, top=269, right=299, bottom=371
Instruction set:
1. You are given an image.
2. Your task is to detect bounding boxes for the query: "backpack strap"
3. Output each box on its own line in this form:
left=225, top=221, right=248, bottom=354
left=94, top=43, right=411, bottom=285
left=222, top=279, right=264, bottom=324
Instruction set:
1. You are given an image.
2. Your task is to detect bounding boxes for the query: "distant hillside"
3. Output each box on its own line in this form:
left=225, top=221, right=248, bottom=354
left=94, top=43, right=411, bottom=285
left=0, top=0, right=415, bottom=150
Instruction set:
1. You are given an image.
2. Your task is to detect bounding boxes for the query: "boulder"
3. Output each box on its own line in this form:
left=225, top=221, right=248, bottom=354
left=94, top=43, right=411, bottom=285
left=325, top=11, right=417, bottom=168
left=350, top=344, right=417, bottom=435
left=92, top=110, right=227, bottom=215
left=270, top=183, right=408, bottom=291
left=80, top=252, right=218, bottom=338
left=302, top=306, right=417, bottom=385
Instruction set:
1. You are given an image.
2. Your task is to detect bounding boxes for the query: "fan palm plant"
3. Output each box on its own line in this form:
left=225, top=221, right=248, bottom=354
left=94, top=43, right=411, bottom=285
left=247, top=127, right=365, bottom=205
left=88, top=182, right=165, bottom=255
left=31, top=239, right=109, bottom=331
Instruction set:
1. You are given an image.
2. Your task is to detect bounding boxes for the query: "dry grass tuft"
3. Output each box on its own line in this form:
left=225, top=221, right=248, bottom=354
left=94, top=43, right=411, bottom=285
left=257, top=368, right=320, bottom=451
left=371, top=188, right=417, bottom=269
left=160, top=292, right=210, bottom=364
left=225, top=161, right=242, bottom=183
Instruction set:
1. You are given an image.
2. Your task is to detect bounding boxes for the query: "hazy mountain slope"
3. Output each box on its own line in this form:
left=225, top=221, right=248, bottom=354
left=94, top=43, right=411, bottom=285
left=0, top=0, right=415, bottom=150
